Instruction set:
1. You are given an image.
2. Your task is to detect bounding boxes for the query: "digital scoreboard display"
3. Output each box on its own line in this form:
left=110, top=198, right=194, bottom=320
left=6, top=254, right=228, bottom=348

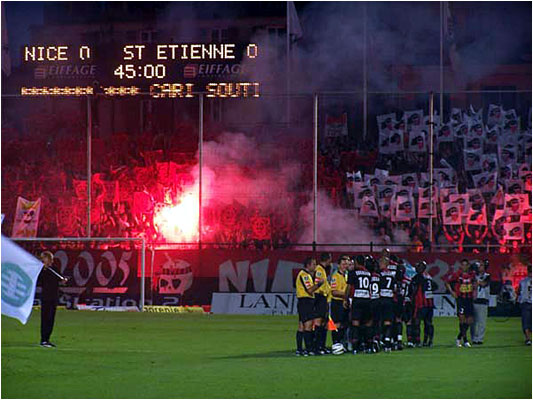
left=19, top=43, right=260, bottom=98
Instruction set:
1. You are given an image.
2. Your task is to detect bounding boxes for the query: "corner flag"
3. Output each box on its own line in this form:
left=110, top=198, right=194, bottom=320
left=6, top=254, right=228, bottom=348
left=1, top=235, right=43, bottom=324
left=327, top=315, right=338, bottom=331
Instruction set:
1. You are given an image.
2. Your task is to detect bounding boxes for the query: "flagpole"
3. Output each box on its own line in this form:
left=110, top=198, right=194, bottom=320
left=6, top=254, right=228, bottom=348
left=313, top=93, right=318, bottom=253
left=46, top=266, right=66, bottom=281
left=286, top=1, right=291, bottom=126
left=363, top=2, right=368, bottom=140
left=86, top=95, right=92, bottom=237
left=440, top=2, right=444, bottom=135
left=140, top=237, right=145, bottom=311
left=429, top=92, right=434, bottom=249
left=198, top=93, right=203, bottom=251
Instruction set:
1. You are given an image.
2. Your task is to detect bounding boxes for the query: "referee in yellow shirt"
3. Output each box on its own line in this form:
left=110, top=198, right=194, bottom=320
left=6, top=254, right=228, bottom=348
left=331, top=255, right=350, bottom=349
left=313, top=252, right=332, bottom=354
left=296, top=257, right=325, bottom=356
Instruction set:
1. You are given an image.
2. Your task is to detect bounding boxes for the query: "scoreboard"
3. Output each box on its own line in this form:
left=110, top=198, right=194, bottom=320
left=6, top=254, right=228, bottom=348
left=18, top=42, right=261, bottom=98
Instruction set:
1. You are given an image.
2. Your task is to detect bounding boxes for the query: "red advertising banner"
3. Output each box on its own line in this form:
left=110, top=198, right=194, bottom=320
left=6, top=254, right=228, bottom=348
left=17, top=242, right=531, bottom=308
left=141, top=249, right=531, bottom=305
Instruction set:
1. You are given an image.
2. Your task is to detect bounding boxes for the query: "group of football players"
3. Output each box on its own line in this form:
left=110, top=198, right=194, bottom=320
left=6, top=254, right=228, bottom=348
left=295, top=249, right=439, bottom=356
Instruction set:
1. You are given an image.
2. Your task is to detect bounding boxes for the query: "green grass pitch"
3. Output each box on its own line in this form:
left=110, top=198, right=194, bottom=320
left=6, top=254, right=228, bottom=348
left=1, top=311, right=531, bottom=398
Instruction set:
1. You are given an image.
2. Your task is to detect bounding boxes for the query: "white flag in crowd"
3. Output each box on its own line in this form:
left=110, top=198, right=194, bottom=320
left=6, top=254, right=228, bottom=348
left=395, top=195, right=415, bottom=221
left=521, top=201, right=532, bottom=224
left=442, top=202, right=462, bottom=225
left=404, top=110, right=424, bottom=131
left=480, top=154, right=498, bottom=173
left=434, top=168, right=455, bottom=187
left=449, top=194, right=470, bottom=218
left=439, top=186, right=459, bottom=204
left=487, top=104, right=503, bottom=127
left=11, top=197, right=41, bottom=238
left=503, top=222, right=524, bottom=241
left=437, top=124, right=454, bottom=143
left=418, top=196, right=437, bottom=219
left=360, top=195, right=379, bottom=218
left=464, top=149, right=482, bottom=171
left=467, top=205, right=487, bottom=226
left=1, top=236, right=43, bottom=324
left=379, top=198, right=392, bottom=219
left=401, top=173, right=418, bottom=189
left=408, top=129, right=427, bottom=153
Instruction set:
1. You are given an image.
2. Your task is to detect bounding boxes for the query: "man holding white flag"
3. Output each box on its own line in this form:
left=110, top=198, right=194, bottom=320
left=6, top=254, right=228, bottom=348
left=1, top=235, right=43, bottom=325
left=37, top=251, right=68, bottom=347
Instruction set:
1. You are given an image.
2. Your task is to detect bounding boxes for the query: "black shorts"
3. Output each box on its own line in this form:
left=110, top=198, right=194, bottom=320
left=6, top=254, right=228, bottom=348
left=331, top=299, right=349, bottom=325
left=351, top=298, right=372, bottom=323
left=394, top=300, right=404, bottom=320
left=415, top=306, right=434, bottom=322
left=297, top=297, right=315, bottom=323
left=456, top=297, right=474, bottom=317
left=370, top=299, right=381, bottom=323
left=521, top=303, right=532, bottom=332
left=402, top=302, right=413, bottom=323
left=314, top=294, right=329, bottom=320
left=379, top=298, right=395, bottom=322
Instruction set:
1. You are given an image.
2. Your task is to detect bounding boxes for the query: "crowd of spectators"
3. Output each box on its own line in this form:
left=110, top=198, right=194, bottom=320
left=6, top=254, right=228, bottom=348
left=1, top=103, right=531, bottom=253
left=319, top=104, right=532, bottom=253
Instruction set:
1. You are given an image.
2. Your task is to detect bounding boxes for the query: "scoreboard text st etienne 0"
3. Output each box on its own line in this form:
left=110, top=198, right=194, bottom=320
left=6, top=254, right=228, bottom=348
left=21, top=43, right=260, bottom=98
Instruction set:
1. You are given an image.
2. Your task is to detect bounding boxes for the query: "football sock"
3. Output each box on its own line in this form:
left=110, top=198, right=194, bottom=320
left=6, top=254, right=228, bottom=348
left=461, top=323, right=469, bottom=341
left=413, top=323, right=421, bottom=343
left=364, top=326, right=373, bottom=348
left=406, top=324, right=413, bottom=342
left=338, top=327, right=345, bottom=344
left=427, top=323, right=434, bottom=342
left=396, top=322, right=403, bottom=342
left=359, top=326, right=367, bottom=348
left=321, top=325, right=328, bottom=349
left=304, top=330, right=314, bottom=352
left=384, top=324, right=392, bottom=348
left=296, top=331, right=303, bottom=352
left=313, top=327, right=322, bottom=351
left=351, top=325, right=360, bottom=348
left=458, top=323, right=465, bottom=341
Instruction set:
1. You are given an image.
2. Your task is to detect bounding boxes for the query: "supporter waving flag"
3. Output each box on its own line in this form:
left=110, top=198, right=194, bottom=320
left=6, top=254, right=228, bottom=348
left=360, top=195, right=379, bottom=218
left=487, top=104, right=504, bottom=127
left=442, top=203, right=462, bottom=225
left=503, top=222, right=524, bottom=241
left=395, top=195, right=416, bottom=221
left=467, top=205, right=487, bottom=225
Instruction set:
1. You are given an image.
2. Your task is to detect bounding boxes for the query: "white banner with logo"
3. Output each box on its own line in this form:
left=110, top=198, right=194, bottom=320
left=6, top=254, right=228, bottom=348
left=211, top=293, right=497, bottom=317
left=211, top=292, right=297, bottom=315
left=1, top=235, right=43, bottom=324
left=11, top=197, right=41, bottom=237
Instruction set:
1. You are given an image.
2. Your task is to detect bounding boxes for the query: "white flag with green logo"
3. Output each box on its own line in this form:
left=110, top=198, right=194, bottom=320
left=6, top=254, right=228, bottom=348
left=1, top=236, right=43, bottom=324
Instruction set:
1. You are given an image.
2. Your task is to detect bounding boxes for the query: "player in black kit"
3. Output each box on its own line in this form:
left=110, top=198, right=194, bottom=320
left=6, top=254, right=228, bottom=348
left=347, top=255, right=372, bottom=354
left=411, top=261, right=437, bottom=347
left=378, top=256, right=397, bottom=352
left=398, top=260, right=416, bottom=348
left=368, top=256, right=382, bottom=353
